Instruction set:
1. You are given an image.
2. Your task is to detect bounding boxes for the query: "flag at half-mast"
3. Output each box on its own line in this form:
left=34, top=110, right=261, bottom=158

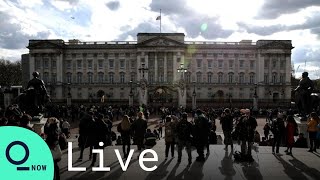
left=156, top=15, right=161, bottom=20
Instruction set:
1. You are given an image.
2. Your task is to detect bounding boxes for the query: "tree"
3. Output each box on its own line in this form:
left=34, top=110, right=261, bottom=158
left=0, top=59, right=22, bottom=87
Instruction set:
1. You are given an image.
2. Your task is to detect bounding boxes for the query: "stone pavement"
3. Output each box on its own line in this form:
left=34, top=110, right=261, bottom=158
left=59, top=136, right=320, bottom=180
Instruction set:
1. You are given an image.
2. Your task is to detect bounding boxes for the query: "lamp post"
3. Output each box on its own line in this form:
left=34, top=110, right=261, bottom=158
left=67, top=83, right=71, bottom=106
left=253, top=83, right=258, bottom=111
left=192, top=81, right=196, bottom=110
left=138, top=63, right=149, bottom=79
left=129, top=80, right=133, bottom=106
left=177, top=63, right=187, bottom=80
left=177, top=63, right=187, bottom=107
left=228, top=93, right=232, bottom=108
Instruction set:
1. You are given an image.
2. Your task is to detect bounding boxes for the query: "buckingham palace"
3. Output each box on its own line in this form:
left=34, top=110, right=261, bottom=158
left=21, top=33, right=293, bottom=108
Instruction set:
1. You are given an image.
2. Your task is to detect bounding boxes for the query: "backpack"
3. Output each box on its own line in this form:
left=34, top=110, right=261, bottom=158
left=165, top=123, right=174, bottom=142
left=177, top=122, right=191, bottom=141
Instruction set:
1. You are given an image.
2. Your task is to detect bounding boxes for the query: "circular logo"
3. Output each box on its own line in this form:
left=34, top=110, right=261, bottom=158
left=0, top=126, right=54, bottom=180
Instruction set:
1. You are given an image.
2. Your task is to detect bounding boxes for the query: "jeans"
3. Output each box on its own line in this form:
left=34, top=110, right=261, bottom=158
left=177, top=140, right=192, bottom=162
left=165, top=142, right=175, bottom=157
left=241, top=141, right=252, bottom=156
left=272, top=134, right=282, bottom=153
left=122, top=138, right=131, bottom=157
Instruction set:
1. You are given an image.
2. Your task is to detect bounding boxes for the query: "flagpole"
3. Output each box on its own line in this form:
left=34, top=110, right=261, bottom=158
left=160, top=9, right=162, bottom=33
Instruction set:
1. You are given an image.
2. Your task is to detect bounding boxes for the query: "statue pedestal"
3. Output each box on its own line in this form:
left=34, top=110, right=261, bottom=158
left=294, top=114, right=310, bottom=147
left=30, top=114, right=47, bottom=135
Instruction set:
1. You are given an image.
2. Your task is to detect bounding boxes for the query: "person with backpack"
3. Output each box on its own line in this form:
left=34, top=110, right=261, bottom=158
left=176, top=112, right=193, bottom=164
left=194, top=109, right=210, bottom=162
left=164, top=116, right=175, bottom=159
left=271, top=113, right=285, bottom=154
left=117, top=115, right=132, bottom=158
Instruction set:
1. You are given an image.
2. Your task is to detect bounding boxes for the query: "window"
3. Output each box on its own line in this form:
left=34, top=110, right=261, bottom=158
left=229, top=60, right=233, bottom=69
left=43, top=72, right=49, bottom=83
left=197, top=59, right=202, bottom=68
left=120, top=72, right=125, bottom=83
left=264, top=60, right=269, bottom=69
left=249, top=73, right=255, bottom=84
left=67, top=73, right=72, bottom=83
left=218, top=73, right=223, bottom=84
left=109, top=59, right=114, bottom=69
left=98, top=72, right=104, bottom=83
left=280, top=73, right=285, bottom=83
left=52, top=60, right=56, bottom=69
left=88, top=73, right=93, bottom=83
left=250, top=61, right=255, bottom=69
left=272, top=60, right=277, bottom=68
left=167, top=73, right=173, bottom=83
left=239, top=73, right=244, bottom=84
left=148, top=73, right=154, bottom=83
left=207, top=73, right=212, bottom=83
left=131, top=60, right=135, bottom=69
left=67, top=60, right=71, bottom=69
left=228, top=73, right=234, bottom=83
left=272, top=73, right=277, bottom=83
left=88, top=60, right=93, bottom=69
left=196, top=72, right=202, bottom=83
left=158, top=59, right=164, bottom=68
left=35, top=59, right=41, bottom=69
left=218, top=60, right=223, bottom=68
left=109, top=73, right=114, bottom=83
left=98, top=59, right=103, bottom=69
left=120, top=59, right=125, bottom=69
left=77, top=72, right=82, bottom=83
left=280, top=61, right=285, bottom=70
left=239, top=60, right=244, bottom=68
left=77, top=60, right=82, bottom=69
left=159, top=73, right=164, bottom=82
left=207, top=59, right=213, bottom=69
left=51, top=73, right=56, bottom=83
left=264, top=74, right=269, bottom=84
left=43, top=58, right=48, bottom=69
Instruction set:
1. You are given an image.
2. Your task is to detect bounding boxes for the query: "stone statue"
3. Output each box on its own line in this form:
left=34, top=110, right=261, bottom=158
left=294, top=72, right=314, bottom=116
left=19, top=71, right=50, bottom=116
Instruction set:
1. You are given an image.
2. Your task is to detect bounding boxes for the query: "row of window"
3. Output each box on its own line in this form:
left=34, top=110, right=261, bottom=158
left=42, top=71, right=285, bottom=85
left=264, top=60, right=286, bottom=69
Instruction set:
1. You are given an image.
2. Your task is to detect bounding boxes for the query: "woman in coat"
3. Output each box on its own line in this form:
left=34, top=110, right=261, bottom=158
left=118, top=115, right=132, bottom=158
left=285, top=115, right=297, bottom=155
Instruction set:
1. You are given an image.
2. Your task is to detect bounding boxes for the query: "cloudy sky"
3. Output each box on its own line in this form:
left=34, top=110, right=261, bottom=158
left=1, top=0, right=320, bottom=79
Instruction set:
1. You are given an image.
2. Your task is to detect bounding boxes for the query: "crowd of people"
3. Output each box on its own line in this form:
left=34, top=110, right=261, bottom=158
left=1, top=103, right=320, bottom=180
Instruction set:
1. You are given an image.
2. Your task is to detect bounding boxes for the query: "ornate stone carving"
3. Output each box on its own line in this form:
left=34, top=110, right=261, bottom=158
left=152, top=39, right=170, bottom=46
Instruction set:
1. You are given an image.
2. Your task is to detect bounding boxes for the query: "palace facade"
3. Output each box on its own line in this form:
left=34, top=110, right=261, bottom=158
left=22, top=33, right=293, bottom=108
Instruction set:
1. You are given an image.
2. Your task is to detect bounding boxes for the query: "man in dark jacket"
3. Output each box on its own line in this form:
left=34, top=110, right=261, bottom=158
left=194, top=109, right=210, bottom=162
left=131, top=112, right=147, bottom=151
left=176, top=112, right=193, bottom=164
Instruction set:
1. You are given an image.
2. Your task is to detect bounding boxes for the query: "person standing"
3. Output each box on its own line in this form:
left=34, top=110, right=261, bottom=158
left=271, top=114, right=285, bottom=154
left=131, top=112, right=147, bottom=151
left=91, top=114, right=109, bottom=167
left=263, top=123, right=271, bottom=140
left=194, top=109, right=210, bottom=162
left=117, top=115, right=132, bottom=158
left=176, top=112, right=193, bottom=165
left=307, top=112, right=320, bottom=152
left=220, top=108, right=234, bottom=151
left=164, top=116, right=175, bottom=159
left=236, top=109, right=257, bottom=160
left=285, top=115, right=297, bottom=155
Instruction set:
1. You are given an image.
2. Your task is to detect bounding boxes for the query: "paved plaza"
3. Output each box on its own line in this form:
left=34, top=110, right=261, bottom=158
left=59, top=117, right=320, bottom=180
